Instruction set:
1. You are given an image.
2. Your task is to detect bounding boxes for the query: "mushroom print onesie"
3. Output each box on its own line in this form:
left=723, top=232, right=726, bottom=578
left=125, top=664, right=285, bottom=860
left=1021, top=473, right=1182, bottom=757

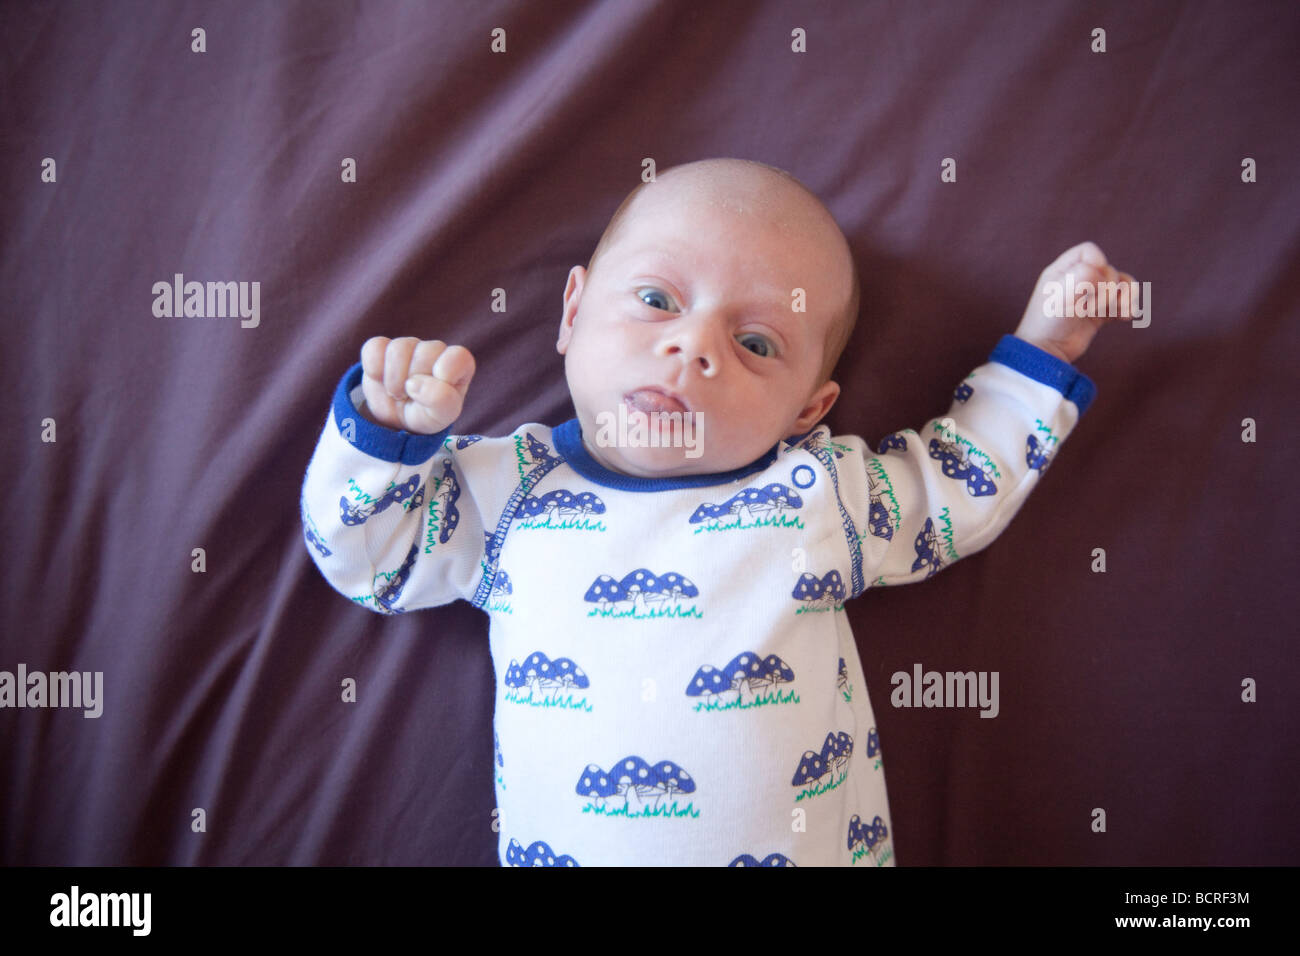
left=300, top=335, right=1095, bottom=866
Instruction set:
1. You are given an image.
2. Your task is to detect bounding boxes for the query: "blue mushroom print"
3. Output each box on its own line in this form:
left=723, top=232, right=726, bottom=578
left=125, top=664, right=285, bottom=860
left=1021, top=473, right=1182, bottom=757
left=576, top=757, right=699, bottom=818
left=374, top=541, right=419, bottom=613
left=688, top=483, right=804, bottom=532
left=303, top=523, right=332, bottom=558
left=519, top=489, right=605, bottom=518
left=791, top=731, right=854, bottom=801
left=864, top=462, right=902, bottom=544
left=869, top=817, right=891, bottom=863
left=848, top=815, right=891, bottom=865
left=584, top=569, right=702, bottom=619
left=928, top=435, right=997, bottom=497
left=515, top=489, right=607, bottom=531
left=837, top=657, right=852, bottom=702
left=509, top=431, right=561, bottom=487
left=877, top=432, right=908, bottom=453
left=503, top=652, right=591, bottom=710
left=911, top=517, right=944, bottom=577
left=506, top=838, right=579, bottom=867
left=799, top=432, right=847, bottom=459
left=686, top=651, right=798, bottom=711
left=524, top=432, right=556, bottom=463
left=729, top=853, right=796, bottom=867
left=1025, top=434, right=1053, bottom=473
left=340, top=474, right=421, bottom=526
left=867, top=478, right=894, bottom=541
left=486, top=569, right=513, bottom=614
left=867, top=726, right=881, bottom=769
left=434, top=460, right=461, bottom=543
left=454, top=435, right=483, bottom=450
left=954, top=382, right=974, bottom=403
left=792, top=570, right=846, bottom=613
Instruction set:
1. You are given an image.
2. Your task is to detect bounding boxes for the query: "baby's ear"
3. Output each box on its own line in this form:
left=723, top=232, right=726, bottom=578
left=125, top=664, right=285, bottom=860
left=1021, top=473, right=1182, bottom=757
left=557, top=266, right=586, bottom=354
left=793, top=380, right=840, bottom=432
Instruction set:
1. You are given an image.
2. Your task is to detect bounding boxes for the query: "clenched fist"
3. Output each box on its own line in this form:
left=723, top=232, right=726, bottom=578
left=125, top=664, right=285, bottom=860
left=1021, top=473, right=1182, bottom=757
left=1013, top=242, right=1138, bottom=366
left=358, top=336, right=476, bottom=435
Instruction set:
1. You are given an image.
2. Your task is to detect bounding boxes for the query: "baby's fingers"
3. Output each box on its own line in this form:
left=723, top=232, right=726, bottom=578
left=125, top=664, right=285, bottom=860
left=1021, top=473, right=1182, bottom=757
left=407, top=341, right=473, bottom=393
left=383, top=337, right=425, bottom=400
left=403, top=374, right=466, bottom=431
left=431, top=345, right=475, bottom=392
left=408, top=339, right=450, bottom=379
left=361, top=336, right=391, bottom=381
left=1042, top=241, right=1101, bottom=276
left=1076, top=241, right=1108, bottom=269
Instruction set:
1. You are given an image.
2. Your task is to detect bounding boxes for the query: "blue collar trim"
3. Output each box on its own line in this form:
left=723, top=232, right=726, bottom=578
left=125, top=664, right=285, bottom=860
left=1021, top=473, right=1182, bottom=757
left=551, top=419, right=781, bottom=492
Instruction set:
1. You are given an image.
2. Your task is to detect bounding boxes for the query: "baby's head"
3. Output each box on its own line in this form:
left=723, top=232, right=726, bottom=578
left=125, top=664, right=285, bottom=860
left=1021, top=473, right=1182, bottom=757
left=556, top=158, right=859, bottom=478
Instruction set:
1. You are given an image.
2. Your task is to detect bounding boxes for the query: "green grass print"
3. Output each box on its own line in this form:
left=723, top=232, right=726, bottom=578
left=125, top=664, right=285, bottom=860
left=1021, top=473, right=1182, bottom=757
left=587, top=603, right=702, bottom=620
left=503, top=688, right=592, bottom=712
left=692, top=688, right=800, bottom=712
left=581, top=800, right=699, bottom=819
left=692, top=513, right=804, bottom=534
left=794, top=603, right=844, bottom=615
left=851, top=844, right=892, bottom=866
left=794, top=768, right=849, bottom=802
left=517, top=515, right=607, bottom=532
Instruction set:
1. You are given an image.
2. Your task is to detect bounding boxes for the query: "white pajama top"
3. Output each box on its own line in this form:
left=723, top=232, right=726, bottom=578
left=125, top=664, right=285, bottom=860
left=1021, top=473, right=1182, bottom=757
left=299, top=334, right=1096, bottom=866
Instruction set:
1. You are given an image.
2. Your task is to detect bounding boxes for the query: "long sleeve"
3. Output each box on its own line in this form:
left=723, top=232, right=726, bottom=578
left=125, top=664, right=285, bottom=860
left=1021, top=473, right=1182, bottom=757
left=299, top=362, right=507, bottom=614
left=820, top=335, right=1097, bottom=592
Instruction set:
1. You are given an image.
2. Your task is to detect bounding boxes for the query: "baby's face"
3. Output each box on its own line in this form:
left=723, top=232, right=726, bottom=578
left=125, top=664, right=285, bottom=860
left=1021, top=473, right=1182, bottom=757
left=556, top=179, right=849, bottom=478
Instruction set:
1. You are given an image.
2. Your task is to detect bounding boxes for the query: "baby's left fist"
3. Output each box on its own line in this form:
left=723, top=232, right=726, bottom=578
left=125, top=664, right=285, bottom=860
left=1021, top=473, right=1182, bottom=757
left=1014, top=241, right=1139, bottom=365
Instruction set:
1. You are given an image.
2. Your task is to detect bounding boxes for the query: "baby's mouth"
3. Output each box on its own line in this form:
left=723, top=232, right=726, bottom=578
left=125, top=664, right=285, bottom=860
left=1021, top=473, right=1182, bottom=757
left=623, top=388, right=688, bottom=416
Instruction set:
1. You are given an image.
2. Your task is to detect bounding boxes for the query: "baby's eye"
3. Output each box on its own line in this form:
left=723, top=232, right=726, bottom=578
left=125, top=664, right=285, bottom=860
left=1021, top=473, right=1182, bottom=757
left=636, top=288, right=676, bottom=312
left=737, top=333, right=775, bottom=358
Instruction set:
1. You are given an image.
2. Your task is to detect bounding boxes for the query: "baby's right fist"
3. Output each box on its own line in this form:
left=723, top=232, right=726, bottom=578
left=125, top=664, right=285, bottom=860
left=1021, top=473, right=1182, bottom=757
left=359, top=336, right=476, bottom=435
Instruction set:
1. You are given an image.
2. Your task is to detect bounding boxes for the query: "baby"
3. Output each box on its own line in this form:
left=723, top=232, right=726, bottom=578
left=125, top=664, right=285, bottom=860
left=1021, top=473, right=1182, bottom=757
left=300, top=158, right=1135, bottom=866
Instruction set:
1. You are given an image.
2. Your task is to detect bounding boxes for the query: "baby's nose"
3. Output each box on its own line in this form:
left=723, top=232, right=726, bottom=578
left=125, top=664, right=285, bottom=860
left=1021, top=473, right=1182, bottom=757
left=661, top=344, right=714, bottom=376
left=657, top=323, right=720, bottom=378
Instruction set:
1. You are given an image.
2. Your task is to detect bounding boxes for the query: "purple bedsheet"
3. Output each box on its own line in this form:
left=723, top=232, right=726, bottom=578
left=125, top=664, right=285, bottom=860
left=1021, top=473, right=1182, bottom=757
left=2, top=0, right=1296, bottom=865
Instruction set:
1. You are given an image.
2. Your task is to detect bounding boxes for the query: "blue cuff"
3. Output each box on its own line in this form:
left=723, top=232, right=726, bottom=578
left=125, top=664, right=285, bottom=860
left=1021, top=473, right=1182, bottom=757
left=330, top=362, right=451, bottom=465
left=989, top=335, right=1097, bottom=415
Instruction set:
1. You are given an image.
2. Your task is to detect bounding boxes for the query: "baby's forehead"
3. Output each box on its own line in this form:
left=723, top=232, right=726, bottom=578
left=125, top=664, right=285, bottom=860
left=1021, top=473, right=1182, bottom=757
left=597, top=166, right=855, bottom=324
left=639, top=172, right=820, bottom=223
left=624, top=185, right=841, bottom=258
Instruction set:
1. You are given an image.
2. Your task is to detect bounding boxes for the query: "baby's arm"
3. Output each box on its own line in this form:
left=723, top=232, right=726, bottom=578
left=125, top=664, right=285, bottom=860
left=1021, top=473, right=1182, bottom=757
left=299, top=337, right=489, bottom=613
left=842, top=247, right=1118, bottom=589
left=848, top=335, right=1093, bottom=589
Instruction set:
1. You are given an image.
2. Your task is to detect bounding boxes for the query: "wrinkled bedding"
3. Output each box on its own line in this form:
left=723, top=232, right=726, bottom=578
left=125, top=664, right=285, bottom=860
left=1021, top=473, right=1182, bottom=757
left=2, top=0, right=1296, bottom=865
